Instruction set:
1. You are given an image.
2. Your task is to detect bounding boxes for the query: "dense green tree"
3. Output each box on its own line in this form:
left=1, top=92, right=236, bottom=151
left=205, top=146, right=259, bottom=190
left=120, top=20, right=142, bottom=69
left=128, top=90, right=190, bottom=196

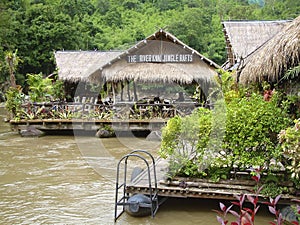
left=122, top=0, right=141, bottom=10
left=94, top=0, right=111, bottom=15
left=0, top=1, right=10, bottom=86
left=155, top=0, right=183, bottom=11
left=0, top=0, right=298, bottom=92
left=261, top=0, right=300, bottom=19
left=0, top=1, right=26, bottom=89
left=168, top=5, right=226, bottom=64
left=20, top=4, right=78, bottom=74
left=58, top=0, right=95, bottom=19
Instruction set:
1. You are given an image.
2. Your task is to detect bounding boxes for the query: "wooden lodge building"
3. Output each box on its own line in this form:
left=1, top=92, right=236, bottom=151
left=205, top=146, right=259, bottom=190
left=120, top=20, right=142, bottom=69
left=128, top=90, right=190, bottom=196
left=222, top=15, right=300, bottom=104
left=55, top=29, right=221, bottom=106
left=237, top=15, right=300, bottom=86
left=222, top=16, right=300, bottom=90
left=10, top=29, right=222, bottom=135
left=222, top=19, right=291, bottom=71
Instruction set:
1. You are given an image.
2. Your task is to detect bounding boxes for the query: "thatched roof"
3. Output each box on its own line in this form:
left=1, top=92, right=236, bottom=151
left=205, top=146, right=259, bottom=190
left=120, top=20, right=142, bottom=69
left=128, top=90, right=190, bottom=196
left=89, top=29, right=221, bottom=84
left=54, top=51, right=122, bottom=82
left=239, top=15, right=300, bottom=84
left=222, top=20, right=290, bottom=67
left=98, top=59, right=216, bottom=84
left=55, top=29, right=221, bottom=85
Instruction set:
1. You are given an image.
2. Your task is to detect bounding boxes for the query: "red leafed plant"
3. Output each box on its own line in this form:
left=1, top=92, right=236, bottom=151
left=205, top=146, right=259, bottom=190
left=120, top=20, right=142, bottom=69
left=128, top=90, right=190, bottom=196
left=214, top=168, right=300, bottom=225
left=264, top=196, right=299, bottom=225
left=214, top=169, right=262, bottom=225
left=263, top=195, right=284, bottom=225
left=214, top=193, right=260, bottom=225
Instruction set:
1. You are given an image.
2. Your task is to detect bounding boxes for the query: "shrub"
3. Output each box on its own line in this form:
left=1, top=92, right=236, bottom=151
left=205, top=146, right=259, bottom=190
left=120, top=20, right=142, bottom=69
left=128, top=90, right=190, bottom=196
left=279, top=119, right=300, bottom=180
left=159, top=107, right=212, bottom=178
left=27, top=73, right=64, bottom=102
left=160, top=89, right=292, bottom=180
left=223, top=92, right=292, bottom=169
left=5, top=87, right=23, bottom=119
left=160, top=107, right=212, bottom=158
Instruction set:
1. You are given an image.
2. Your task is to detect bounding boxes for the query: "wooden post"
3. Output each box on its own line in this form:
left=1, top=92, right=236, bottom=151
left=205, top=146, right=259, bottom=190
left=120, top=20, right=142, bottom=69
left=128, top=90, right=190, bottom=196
left=133, top=81, right=138, bottom=101
left=112, top=82, right=116, bottom=103
left=127, top=80, right=131, bottom=101
left=120, top=82, right=124, bottom=101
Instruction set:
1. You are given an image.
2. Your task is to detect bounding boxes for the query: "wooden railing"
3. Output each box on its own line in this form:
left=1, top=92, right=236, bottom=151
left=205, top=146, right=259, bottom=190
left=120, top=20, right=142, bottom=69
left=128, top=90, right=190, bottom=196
left=18, top=101, right=202, bottom=120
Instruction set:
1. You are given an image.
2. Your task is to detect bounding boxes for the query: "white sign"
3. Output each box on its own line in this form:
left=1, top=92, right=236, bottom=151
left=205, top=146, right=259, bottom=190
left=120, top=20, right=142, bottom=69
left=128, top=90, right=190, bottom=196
left=127, top=54, right=193, bottom=63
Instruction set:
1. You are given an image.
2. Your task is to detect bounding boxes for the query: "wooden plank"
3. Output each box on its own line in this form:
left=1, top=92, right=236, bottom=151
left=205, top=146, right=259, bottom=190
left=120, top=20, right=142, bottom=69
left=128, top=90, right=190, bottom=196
left=10, top=118, right=167, bottom=124
left=159, top=180, right=255, bottom=191
left=126, top=158, right=298, bottom=203
left=10, top=118, right=167, bottom=133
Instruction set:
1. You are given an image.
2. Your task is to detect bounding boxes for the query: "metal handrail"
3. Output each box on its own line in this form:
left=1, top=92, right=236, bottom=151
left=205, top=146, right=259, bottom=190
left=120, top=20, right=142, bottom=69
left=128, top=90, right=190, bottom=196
left=114, top=150, right=159, bottom=222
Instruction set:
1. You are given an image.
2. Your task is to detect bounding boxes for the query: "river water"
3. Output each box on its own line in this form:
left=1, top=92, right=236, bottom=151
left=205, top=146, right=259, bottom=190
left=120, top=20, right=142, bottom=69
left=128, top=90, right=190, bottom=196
left=0, top=106, right=274, bottom=224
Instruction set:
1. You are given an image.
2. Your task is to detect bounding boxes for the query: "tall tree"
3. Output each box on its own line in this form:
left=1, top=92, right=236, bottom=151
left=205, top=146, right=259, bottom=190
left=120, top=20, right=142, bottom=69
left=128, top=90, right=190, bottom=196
left=5, top=50, right=21, bottom=88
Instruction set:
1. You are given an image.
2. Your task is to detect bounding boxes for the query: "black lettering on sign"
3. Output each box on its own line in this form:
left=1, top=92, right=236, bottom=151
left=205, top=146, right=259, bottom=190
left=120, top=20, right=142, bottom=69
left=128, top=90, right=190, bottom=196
left=127, top=54, right=193, bottom=63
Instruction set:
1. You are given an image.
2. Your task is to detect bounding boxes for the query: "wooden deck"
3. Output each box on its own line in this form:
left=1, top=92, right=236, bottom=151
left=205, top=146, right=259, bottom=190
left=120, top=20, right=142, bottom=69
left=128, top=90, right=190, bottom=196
left=126, top=158, right=298, bottom=204
left=9, top=118, right=167, bottom=133
left=10, top=101, right=200, bottom=134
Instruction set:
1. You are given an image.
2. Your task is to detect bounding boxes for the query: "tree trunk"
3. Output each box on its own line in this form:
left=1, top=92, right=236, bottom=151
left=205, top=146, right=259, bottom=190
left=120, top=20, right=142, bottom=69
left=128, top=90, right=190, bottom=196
left=8, top=60, right=16, bottom=88
left=5, top=51, right=17, bottom=88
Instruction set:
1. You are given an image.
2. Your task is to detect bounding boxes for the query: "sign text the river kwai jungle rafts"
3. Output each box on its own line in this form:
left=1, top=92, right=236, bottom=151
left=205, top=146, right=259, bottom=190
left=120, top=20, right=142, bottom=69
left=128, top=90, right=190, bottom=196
left=127, top=54, right=193, bottom=63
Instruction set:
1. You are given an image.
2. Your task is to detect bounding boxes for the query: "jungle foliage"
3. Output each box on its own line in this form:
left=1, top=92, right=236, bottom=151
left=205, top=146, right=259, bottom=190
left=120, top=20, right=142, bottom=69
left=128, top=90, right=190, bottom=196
left=0, top=0, right=299, bottom=91
left=26, top=73, right=64, bottom=102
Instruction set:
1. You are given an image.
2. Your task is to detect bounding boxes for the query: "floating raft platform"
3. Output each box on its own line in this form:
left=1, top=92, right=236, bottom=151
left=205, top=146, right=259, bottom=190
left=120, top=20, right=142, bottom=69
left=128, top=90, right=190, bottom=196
left=126, top=158, right=299, bottom=204
left=9, top=119, right=167, bottom=134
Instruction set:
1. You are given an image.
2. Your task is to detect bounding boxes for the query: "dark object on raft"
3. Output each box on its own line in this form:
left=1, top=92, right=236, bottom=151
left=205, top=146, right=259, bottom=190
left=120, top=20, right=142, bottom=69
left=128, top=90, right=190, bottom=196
left=125, top=194, right=152, bottom=217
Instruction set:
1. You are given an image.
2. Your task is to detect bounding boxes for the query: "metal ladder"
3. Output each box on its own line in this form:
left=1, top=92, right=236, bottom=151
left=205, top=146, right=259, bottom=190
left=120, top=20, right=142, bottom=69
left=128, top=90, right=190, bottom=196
left=114, top=150, right=159, bottom=222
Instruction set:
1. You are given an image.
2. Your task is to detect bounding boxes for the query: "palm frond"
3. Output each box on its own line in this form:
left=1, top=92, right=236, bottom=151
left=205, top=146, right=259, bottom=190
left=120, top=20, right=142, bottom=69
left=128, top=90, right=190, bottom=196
left=281, top=65, right=300, bottom=81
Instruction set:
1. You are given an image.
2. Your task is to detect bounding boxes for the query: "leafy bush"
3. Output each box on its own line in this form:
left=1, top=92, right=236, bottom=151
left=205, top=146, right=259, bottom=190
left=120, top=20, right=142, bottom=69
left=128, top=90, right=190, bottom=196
left=27, top=73, right=64, bottom=102
left=223, top=92, right=292, bottom=169
left=159, top=107, right=212, bottom=178
left=5, top=87, right=23, bottom=119
left=160, top=107, right=212, bottom=158
left=160, top=75, right=292, bottom=180
left=279, top=119, right=300, bottom=180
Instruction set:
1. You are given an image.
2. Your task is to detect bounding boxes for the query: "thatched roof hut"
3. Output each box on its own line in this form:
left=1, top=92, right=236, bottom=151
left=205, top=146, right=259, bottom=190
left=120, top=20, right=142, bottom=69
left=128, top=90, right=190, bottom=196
left=54, top=51, right=122, bottom=82
left=222, top=20, right=290, bottom=69
left=55, top=29, right=220, bottom=85
left=238, top=15, right=300, bottom=84
left=89, top=29, right=221, bottom=85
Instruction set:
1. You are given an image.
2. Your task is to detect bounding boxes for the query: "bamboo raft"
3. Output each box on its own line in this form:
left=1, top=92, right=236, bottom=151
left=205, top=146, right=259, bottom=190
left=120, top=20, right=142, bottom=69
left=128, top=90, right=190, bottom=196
left=125, top=158, right=298, bottom=204
left=9, top=118, right=167, bottom=133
